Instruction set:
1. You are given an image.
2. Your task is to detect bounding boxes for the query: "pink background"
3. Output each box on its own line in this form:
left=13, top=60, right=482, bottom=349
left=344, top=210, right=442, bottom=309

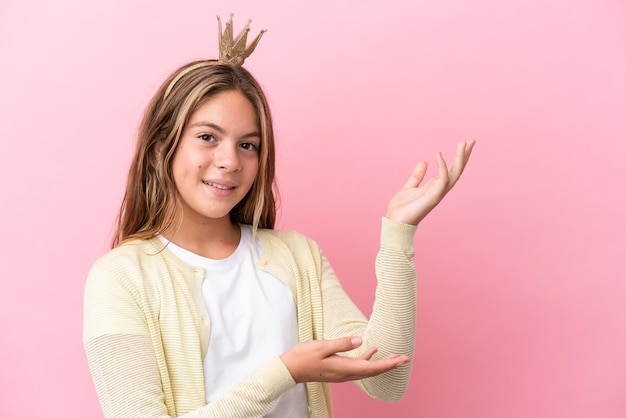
left=1, top=0, right=625, bottom=416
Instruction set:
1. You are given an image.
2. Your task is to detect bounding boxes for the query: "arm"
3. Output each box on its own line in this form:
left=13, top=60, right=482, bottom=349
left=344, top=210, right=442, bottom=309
left=280, top=140, right=476, bottom=400
left=83, top=263, right=295, bottom=418
left=318, top=218, right=417, bottom=401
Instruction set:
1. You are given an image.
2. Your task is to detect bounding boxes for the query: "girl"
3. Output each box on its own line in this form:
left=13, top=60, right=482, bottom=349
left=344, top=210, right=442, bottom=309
left=83, top=17, right=475, bottom=418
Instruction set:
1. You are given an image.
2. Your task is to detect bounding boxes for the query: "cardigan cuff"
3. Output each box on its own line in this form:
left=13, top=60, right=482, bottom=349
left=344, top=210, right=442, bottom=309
left=252, top=356, right=297, bottom=400
left=380, top=217, right=417, bottom=251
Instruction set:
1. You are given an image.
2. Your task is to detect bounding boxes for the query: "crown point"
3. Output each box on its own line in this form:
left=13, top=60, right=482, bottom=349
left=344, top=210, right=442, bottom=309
left=217, top=15, right=266, bottom=66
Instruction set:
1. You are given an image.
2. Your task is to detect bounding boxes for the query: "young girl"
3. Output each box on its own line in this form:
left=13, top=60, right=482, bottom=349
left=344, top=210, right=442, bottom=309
left=83, top=17, right=475, bottom=418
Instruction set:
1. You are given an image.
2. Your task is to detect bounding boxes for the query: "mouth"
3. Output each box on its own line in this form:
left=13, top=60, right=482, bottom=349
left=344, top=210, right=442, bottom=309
left=202, top=180, right=236, bottom=190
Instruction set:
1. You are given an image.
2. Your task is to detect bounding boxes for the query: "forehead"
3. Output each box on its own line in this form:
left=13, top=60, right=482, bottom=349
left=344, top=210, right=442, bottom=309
left=188, top=90, right=259, bottom=132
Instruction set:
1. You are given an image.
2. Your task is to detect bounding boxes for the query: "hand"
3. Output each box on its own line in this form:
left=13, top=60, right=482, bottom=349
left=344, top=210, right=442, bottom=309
left=385, top=139, right=476, bottom=225
left=280, top=337, right=410, bottom=384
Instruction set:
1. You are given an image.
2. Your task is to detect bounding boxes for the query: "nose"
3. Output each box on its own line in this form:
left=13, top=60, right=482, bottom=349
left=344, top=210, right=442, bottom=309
left=212, top=142, right=241, bottom=172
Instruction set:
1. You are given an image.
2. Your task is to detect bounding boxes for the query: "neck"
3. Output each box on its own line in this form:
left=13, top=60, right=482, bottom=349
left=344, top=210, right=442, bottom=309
left=161, top=214, right=241, bottom=260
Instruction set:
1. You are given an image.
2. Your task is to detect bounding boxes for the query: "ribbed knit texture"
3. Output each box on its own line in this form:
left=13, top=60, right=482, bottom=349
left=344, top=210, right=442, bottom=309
left=83, top=217, right=417, bottom=417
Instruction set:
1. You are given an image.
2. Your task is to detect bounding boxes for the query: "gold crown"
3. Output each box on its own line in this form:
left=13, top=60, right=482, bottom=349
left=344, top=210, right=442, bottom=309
left=218, top=14, right=266, bottom=66
left=163, top=15, right=266, bottom=98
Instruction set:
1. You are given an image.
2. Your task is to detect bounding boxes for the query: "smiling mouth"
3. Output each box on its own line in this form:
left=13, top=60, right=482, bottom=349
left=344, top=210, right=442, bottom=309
left=202, top=181, right=235, bottom=190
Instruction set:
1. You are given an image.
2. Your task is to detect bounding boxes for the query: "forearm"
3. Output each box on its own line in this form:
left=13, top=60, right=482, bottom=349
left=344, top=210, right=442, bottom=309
left=85, top=334, right=295, bottom=418
left=321, top=218, right=417, bottom=401
left=84, top=261, right=296, bottom=418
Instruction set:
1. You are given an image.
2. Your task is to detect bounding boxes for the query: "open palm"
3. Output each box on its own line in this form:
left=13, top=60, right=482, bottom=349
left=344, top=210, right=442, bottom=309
left=386, top=140, right=476, bottom=225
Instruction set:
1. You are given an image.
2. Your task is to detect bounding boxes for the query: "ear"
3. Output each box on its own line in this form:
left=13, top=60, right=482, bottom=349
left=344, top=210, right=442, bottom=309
left=154, top=140, right=165, bottom=156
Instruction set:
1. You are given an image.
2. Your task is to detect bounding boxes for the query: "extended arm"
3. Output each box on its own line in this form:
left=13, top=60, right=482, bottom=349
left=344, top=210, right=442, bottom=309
left=279, top=140, right=476, bottom=400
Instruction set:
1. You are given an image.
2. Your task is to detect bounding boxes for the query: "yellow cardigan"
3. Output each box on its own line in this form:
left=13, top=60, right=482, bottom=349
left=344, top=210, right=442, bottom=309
left=83, top=218, right=417, bottom=417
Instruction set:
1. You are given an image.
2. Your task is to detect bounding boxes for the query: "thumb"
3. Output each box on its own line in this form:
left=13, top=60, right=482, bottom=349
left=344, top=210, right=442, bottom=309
left=402, top=161, right=427, bottom=189
left=323, top=336, right=363, bottom=356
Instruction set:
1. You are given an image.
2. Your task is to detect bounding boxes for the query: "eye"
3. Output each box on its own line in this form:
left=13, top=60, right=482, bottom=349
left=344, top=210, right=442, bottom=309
left=240, top=142, right=258, bottom=151
left=199, top=134, right=215, bottom=142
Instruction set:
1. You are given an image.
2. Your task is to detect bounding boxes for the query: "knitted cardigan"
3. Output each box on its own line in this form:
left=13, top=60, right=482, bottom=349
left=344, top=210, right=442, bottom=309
left=83, top=217, right=417, bottom=417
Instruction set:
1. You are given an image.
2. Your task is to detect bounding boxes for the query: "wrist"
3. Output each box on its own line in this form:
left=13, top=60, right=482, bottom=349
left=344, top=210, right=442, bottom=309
left=381, top=217, right=417, bottom=250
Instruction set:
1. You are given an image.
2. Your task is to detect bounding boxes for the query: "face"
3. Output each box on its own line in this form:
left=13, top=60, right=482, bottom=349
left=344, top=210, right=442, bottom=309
left=171, top=89, right=260, bottom=227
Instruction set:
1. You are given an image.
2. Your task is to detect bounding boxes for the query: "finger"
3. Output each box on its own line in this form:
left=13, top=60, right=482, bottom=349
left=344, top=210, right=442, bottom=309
left=458, top=139, right=476, bottom=167
left=371, top=354, right=411, bottom=369
left=435, top=151, right=449, bottom=184
left=327, top=357, right=398, bottom=380
left=463, top=139, right=476, bottom=165
left=315, top=353, right=411, bottom=382
left=402, top=161, right=427, bottom=189
left=352, top=355, right=411, bottom=378
left=447, top=139, right=475, bottom=188
left=320, top=336, right=363, bottom=356
left=378, top=354, right=410, bottom=366
left=446, top=141, right=466, bottom=184
left=357, top=346, right=378, bottom=361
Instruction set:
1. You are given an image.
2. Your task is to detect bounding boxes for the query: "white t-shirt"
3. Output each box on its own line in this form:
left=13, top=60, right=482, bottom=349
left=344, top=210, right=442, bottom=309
left=159, top=225, right=309, bottom=417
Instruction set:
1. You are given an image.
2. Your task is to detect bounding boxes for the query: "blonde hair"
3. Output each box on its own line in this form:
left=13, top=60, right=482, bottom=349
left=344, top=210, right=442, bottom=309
left=112, top=61, right=277, bottom=248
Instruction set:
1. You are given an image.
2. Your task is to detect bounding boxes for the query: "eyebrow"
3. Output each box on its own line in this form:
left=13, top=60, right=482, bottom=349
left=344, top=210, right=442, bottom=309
left=189, top=122, right=260, bottom=139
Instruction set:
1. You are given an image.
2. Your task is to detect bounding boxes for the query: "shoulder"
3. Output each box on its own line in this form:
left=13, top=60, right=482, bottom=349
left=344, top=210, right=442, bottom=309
left=255, top=228, right=326, bottom=273
left=90, top=238, right=160, bottom=273
left=255, top=228, right=326, bottom=286
left=257, top=227, right=320, bottom=253
left=86, top=238, right=189, bottom=291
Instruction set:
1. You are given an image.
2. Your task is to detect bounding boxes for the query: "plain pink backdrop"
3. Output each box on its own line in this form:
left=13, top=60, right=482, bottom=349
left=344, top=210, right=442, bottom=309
left=1, top=0, right=625, bottom=417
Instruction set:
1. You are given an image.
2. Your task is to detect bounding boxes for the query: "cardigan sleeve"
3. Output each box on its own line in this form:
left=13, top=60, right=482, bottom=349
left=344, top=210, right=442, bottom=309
left=83, top=259, right=296, bottom=418
left=319, top=217, right=417, bottom=402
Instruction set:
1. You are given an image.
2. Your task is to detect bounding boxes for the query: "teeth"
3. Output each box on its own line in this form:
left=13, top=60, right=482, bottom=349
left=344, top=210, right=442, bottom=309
left=203, top=181, right=234, bottom=190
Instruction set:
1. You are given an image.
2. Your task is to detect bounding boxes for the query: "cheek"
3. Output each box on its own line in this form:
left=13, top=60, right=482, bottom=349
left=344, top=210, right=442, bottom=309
left=171, top=153, right=195, bottom=187
left=172, top=148, right=204, bottom=175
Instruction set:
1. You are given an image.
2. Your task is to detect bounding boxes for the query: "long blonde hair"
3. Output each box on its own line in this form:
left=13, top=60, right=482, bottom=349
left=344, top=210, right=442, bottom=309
left=112, top=61, right=277, bottom=248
